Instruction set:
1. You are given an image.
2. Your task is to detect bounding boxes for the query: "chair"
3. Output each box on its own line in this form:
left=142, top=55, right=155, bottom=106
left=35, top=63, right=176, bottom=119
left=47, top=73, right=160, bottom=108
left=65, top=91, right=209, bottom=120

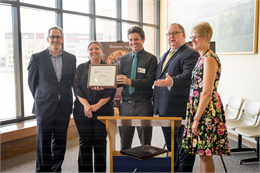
left=226, top=100, right=260, bottom=153
left=235, top=116, right=260, bottom=164
left=225, top=96, right=243, bottom=120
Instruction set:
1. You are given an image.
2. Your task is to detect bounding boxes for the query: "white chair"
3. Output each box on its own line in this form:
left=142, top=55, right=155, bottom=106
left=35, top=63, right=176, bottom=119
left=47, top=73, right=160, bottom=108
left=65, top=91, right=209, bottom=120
left=226, top=100, right=260, bottom=153
left=235, top=116, right=260, bottom=164
left=225, top=96, right=242, bottom=120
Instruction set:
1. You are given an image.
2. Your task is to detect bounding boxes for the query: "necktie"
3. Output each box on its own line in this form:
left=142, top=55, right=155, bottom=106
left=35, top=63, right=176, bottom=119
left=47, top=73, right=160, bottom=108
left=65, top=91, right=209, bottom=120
left=162, top=50, right=175, bottom=72
left=129, top=53, right=138, bottom=94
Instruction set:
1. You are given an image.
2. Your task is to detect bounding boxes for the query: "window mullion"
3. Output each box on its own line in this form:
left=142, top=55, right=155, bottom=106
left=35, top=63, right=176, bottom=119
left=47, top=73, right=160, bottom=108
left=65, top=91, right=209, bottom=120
left=116, top=0, right=122, bottom=41
left=12, top=4, right=24, bottom=119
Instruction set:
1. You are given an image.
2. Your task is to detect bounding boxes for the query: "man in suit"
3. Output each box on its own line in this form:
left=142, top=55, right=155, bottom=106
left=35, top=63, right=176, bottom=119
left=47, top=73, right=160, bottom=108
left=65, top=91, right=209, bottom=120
left=28, top=26, right=76, bottom=172
left=153, top=23, right=199, bottom=172
left=117, top=26, right=158, bottom=150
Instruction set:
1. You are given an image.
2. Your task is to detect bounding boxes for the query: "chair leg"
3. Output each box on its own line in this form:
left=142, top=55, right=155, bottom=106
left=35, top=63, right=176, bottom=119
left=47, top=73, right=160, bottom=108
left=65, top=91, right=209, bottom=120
left=220, top=155, right=228, bottom=173
left=239, top=137, right=259, bottom=165
left=231, top=134, right=256, bottom=153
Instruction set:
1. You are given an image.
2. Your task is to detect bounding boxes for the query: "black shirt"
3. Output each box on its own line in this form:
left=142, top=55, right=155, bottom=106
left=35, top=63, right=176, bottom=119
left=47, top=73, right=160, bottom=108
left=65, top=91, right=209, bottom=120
left=73, top=59, right=116, bottom=116
left=118, top=49, right=158, bottom=102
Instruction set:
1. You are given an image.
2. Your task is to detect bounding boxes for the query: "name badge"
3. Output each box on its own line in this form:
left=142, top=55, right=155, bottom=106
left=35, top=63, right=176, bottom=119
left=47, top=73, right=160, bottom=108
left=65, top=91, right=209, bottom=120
left=137, top=67, right=146, bottom=74
left=189, top=85, right=194, bottom=97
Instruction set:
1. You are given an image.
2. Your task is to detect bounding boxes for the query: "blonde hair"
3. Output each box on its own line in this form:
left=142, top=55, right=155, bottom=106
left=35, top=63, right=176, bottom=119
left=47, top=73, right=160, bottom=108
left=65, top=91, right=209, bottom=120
left=191, top=22, right=213, bottom=43
left=88, top=40, right=103, bottom=50
left=87, top=41, right=104, bottom=59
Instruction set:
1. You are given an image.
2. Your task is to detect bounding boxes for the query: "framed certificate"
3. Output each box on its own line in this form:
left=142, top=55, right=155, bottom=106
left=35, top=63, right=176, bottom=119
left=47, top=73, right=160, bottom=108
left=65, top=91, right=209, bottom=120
left=88, top=64, right=118, bottom=88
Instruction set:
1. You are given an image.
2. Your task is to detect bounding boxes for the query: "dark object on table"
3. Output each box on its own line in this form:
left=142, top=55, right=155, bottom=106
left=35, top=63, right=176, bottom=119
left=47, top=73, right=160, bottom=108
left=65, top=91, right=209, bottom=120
left=120, top=145, right=168, bottom=160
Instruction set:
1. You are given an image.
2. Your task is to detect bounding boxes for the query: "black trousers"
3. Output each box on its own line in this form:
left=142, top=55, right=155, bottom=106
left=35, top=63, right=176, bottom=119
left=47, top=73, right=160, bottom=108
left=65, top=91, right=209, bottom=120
left=36, top=101, right=70, bottom=172
left=73, top=113, right=107, bottom=173
left=119, top=101, right=153, bottom=150
left=162, top=125, right=196, bottom=172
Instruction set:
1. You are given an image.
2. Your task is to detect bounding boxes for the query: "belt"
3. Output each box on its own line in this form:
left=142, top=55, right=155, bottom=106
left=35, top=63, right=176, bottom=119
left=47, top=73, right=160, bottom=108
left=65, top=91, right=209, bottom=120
left=127, top=100, right=134, bottom=103
left=125, top=100, right=150, bottom=104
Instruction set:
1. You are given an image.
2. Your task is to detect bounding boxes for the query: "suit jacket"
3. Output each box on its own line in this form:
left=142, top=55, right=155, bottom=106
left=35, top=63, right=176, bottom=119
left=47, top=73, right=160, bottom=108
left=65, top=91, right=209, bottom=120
left=28, top=48, right=76, bottom=117
left=153, top=44, right=199, bottom=118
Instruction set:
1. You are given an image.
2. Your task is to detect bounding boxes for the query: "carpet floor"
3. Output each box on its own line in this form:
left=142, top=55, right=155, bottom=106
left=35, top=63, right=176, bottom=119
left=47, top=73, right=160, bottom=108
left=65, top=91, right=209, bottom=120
left=1, top=127, right=259, bottom=172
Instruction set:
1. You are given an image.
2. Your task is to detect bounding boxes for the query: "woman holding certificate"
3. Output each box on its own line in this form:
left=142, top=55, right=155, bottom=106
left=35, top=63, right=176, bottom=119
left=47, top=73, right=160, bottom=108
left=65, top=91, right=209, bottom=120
left=73, top=41, right=116, bottom=172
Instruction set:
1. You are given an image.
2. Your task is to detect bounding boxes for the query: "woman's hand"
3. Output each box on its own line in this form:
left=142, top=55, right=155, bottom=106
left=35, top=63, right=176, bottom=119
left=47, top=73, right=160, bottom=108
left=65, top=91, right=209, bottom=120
left=192, top=121, right=200, bottom=136
left=84, top=105, right=93, bottom=118
left=92, top=86, right=104, bottom=91
left=91, top=103, right=101, bottom=112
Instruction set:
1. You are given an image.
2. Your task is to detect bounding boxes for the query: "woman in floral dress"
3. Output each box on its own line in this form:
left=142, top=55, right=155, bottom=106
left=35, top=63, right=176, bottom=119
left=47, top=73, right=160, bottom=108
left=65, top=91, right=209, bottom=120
left=182, top=22, right=230, bottom=173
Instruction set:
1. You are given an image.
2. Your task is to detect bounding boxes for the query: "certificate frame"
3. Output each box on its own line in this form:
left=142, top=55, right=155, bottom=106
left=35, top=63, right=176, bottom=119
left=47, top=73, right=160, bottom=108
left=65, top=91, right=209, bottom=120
left=87, top=64, right=118, bottom=88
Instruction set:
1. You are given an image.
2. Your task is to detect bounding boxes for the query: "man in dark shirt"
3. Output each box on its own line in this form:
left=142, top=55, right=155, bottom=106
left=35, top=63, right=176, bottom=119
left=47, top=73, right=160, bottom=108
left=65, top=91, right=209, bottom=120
left=117, top=26, right=158, bottom=150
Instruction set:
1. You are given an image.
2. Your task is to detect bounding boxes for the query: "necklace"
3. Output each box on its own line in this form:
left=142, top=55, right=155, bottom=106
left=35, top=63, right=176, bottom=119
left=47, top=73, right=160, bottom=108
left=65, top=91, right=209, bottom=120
left=202, top=49, right=210, bottom=57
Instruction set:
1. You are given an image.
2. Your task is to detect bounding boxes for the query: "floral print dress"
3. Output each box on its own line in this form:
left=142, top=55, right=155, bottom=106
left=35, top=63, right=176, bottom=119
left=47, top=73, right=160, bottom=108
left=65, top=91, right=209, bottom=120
left=182, top=53, right=231, bottom=156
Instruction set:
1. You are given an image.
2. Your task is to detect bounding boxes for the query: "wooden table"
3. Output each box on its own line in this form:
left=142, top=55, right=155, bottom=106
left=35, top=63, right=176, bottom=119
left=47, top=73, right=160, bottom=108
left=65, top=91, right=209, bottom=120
left=98, top=116, right=182, bottom=172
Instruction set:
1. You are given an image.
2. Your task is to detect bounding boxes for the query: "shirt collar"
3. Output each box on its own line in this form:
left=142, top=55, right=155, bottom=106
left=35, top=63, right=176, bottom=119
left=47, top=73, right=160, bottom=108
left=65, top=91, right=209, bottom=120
left=170, top=42, right=186, bottom=52
left=48, top=47, right=62, bottom=57
left=131, top=48, right=145, bottom=57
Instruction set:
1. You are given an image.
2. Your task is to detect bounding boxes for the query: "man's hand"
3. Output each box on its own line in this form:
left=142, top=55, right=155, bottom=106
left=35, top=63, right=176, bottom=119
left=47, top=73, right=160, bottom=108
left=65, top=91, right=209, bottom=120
left=117, top=75, right=131, bottom=85
left=154, top=73, right=172, bottom=87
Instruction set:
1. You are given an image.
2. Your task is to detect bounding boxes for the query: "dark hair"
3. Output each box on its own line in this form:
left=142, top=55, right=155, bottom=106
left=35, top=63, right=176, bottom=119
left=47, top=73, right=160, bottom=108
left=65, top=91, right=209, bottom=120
left=48, top=26, right=63, bottom=38
left=127, top=26, right=145, bottom=40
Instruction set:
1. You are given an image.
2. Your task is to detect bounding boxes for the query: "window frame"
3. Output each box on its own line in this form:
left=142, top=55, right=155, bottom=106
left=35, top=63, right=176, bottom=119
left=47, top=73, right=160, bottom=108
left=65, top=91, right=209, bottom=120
left=0, top=0, right=160, bottom=125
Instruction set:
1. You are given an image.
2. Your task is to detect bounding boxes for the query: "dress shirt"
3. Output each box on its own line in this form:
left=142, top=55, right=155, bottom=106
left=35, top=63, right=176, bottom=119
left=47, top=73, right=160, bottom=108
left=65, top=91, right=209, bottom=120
left=167, top=43, right=186, bottom=90
left=118, top=49, right=158, bottom=102
left=49, top=48, right=62, bottom=82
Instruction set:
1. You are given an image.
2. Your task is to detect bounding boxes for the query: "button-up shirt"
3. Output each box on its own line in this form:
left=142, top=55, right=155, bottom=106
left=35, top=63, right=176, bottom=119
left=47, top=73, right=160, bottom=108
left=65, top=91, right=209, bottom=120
left=49, top=48, right=63, bottom=82
left=118, top=49, right=158, bottom=102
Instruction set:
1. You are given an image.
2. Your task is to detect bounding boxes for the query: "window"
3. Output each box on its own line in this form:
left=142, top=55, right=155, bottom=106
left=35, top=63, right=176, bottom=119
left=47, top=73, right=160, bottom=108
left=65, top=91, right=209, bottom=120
left=67, top=50, right=76, bottom=54
left=21, top=7, right=55, bottom=117
left=122, top=23, right=138, bottom=41
left=95, top=0, right=116, bottom=18
left=122, top=0, right=138, bottom=21
left=66, top=45, right=76, bottom=49
left=77, top=45, right=87, bottom=49
left=77, top=35, right=89, bottom=39
left=63, top=0, right=90, bottom=13
left=20, top=0, right=56, bottom=8
left=66, top=34, right=76, bottom=38
left=143, top=25, right=156, bottom=55
left=77, top=40, right=88, bottom=43
left=96, top=19, right=117, bottom=41
left=66, top=40, right=76, bottom=43
left=143, top=0, right=156, bottom=24
left=63, top=14, right=90, bottom=66
left=0, top=5, right=16, bottom=121
left=5, top=33, right=12, bottom=38
left=0, top=0, right=159, bottom=125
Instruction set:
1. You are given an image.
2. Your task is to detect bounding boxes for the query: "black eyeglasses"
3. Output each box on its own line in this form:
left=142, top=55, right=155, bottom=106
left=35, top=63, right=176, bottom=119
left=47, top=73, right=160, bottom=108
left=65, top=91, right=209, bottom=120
left=166, top=31, right=183, bottom=37
left=190, top=35, right=204, bottom=40
left=49, top=35, right=62, bottom=40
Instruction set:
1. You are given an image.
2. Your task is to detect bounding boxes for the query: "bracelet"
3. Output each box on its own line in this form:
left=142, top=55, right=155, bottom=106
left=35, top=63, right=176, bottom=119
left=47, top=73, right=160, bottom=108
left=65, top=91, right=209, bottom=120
left=194, top=117, right=200, bottom=122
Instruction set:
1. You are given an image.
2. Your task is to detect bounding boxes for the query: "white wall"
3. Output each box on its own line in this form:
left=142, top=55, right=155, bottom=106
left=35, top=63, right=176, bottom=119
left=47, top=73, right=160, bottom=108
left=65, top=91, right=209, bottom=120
left=218, top=53, right=260, bottom=105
